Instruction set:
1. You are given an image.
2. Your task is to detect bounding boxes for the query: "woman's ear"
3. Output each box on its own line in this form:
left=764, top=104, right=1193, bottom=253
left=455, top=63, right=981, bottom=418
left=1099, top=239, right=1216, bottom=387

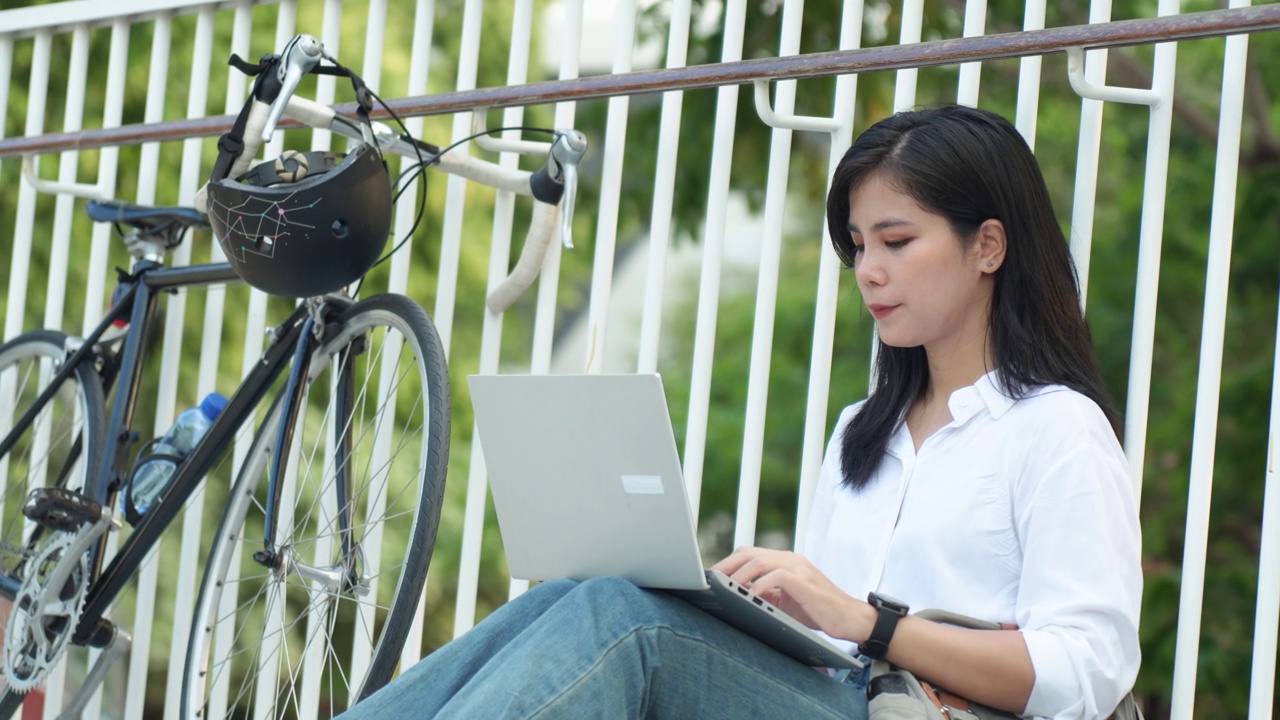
left=975, top=219, right=1007, bottom=274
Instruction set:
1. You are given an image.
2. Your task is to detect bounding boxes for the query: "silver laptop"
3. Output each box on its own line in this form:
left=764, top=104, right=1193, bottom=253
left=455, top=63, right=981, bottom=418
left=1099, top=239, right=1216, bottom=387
left=468, top=372, right=862, bottom=669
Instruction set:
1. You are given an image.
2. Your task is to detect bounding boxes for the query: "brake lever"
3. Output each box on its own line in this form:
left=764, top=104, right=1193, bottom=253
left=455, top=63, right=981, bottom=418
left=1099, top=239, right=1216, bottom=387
left=549, top=129, right=587, bottom=249
left=262, top=34, right=325, bottom=143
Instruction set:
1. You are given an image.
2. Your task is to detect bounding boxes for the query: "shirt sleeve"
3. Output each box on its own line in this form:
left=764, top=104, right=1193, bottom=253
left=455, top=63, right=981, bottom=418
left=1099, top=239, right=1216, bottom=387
left=1012, top=398, right=1143, bottom=719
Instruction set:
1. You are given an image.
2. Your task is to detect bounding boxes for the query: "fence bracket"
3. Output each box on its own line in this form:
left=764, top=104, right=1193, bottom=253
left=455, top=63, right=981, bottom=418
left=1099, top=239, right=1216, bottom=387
left=22, top=154, right=108, bottom=199
left=753, top=80, right=842, bottom=133
left=472, top=109, right=554, bottom=156
left=1066, top=47, right=1161, bottom=106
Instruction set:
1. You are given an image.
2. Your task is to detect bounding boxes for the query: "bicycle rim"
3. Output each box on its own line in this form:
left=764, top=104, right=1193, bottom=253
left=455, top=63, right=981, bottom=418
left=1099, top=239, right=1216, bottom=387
left=184, top=294, right=450, bottom=720
left=0, top=330, right=106, bottom=716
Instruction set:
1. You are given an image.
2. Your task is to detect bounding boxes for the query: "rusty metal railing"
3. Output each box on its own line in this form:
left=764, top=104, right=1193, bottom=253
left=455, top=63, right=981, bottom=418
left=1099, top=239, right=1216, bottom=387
left=2, top=4, right=1278, bottom=160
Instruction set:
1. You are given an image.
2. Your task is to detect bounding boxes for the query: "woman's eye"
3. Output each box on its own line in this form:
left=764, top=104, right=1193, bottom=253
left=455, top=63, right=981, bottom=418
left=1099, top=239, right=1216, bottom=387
left=850, top=243, right=865, bottom=254
left=885, top=238, right=913, bottom=249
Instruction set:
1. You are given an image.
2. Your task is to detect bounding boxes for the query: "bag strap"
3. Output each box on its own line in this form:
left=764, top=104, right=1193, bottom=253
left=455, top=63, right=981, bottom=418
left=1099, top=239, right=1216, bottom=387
left=871, top=610, right=1142, bottom=720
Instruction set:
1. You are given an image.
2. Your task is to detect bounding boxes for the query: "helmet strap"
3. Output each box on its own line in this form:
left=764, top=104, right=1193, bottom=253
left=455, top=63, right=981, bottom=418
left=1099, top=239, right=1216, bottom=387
left=211, top=53, right=280, bottom=183
left=211, top=52, right=378, bottom=185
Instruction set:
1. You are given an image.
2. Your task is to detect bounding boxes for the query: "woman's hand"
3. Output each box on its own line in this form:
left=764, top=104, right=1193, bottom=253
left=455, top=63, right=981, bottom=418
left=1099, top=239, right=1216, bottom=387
left=710, top=547, right=873, bottom=644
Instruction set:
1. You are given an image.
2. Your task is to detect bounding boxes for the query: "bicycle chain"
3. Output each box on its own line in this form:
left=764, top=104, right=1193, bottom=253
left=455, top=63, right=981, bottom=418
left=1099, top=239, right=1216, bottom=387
left=0, top=542, right=32, bottom=558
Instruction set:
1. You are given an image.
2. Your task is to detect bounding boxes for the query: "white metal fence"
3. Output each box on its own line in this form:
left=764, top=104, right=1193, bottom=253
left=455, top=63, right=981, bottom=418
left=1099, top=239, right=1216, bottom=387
left=0, top=0, right=1278, bottom=717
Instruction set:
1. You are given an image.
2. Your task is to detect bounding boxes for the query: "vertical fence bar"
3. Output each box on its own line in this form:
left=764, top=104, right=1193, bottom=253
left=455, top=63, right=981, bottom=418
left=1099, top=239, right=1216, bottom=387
left=39, top=24, right=93, bottom=720
left=1014, top=0, right=1046, bottom=147
left=122, top=13, right=173, bottom=720
left=1250, top=220, right=1280, bottom=719
left=0, top=14, right=12, bottom=544
left=581, top=0, right=637, bottom=374
left=0, top=36, right=11, bottom=142
left=734, top=0, right=803, bottom=549
left=148, top=9, right=217, bottom=720
left=77, top=20, right=131, bottom=718
left=795, top=0, right=860, bottom=550
left=81, top=19, right=130, bottom=336
left=1069, top=1, right=1114, bottom=305
left=375, top=0, right=414, bottom=302
left=397, top=0, right=437, bottom=666
left=3, top=30, right=50, bottom=344
left=433, top=0, right=484, bottom=358
left=205, top=6, right=299, bottom=715
left=18, top=45, right=88, bottom=709
left=311, top=0, right=344, bottom=152
left=1170, top=8, right=1250, bottom=715
left=450, top=0, right=491, bottom=633
left=2, top=31, right=50, bottom=714
left=528, top=0, right=582, bottom=375
left=164, top=5, right=256, bottom=716
left=956, top=0, right=987, bottom=106
left=892, top=0, right=924, bottom=111
left=234, top=0, right=296, bottom=463
left=682, top=0, right=745, bottom=517
left=634, top=0, right=692, bottom=375
left=1122, top=0, right=1180, bottom=506
left=43, top=26, right=89, bottom=335
left=336, top=0, right=389, bottom=696
left=490, top=0, right=545, bottom=606
left=132, top=16, right=173, bottom=206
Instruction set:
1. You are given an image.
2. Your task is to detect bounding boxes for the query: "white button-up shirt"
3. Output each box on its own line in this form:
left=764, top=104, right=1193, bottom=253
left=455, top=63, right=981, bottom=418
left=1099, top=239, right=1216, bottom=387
left=802, top=372, right=1142, bottom=719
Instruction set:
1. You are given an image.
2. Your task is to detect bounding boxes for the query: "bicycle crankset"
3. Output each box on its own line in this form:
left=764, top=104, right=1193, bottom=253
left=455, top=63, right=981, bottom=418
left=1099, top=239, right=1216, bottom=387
left=3, top=534, right=90, bottom=693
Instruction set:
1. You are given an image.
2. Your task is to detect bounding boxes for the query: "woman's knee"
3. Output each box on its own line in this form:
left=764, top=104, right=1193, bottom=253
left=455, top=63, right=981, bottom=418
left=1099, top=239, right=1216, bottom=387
left=525, top=577, right=580, bottom=599
left=569, top=576, right=656, bottom=610
left=564, top=576, right=695, bottom=631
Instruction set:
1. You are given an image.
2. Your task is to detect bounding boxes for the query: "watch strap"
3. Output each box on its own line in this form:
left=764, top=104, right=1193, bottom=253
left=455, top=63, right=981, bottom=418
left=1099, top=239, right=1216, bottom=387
left=863, top=593, right=908, bottom=660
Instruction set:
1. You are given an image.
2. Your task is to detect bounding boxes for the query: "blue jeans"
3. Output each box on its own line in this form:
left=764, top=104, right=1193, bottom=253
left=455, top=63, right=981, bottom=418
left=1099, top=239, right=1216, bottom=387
left=342, top=576, right=871, bottom=719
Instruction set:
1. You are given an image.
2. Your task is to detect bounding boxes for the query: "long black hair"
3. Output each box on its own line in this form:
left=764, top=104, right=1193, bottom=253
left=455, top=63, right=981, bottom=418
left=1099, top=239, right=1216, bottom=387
left=825, top=104, right=1120, bottom=490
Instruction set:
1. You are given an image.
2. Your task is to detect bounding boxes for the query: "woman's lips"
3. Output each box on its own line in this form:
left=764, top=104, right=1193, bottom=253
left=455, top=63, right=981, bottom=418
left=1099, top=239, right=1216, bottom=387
left=867, top=303, right=898, bottom=320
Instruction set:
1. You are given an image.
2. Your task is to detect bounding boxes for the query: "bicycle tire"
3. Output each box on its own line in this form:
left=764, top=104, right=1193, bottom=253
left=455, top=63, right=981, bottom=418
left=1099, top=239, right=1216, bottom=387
left=182, top=293, right=450, bottom=720
left=0, top=330, right=107, bottom=718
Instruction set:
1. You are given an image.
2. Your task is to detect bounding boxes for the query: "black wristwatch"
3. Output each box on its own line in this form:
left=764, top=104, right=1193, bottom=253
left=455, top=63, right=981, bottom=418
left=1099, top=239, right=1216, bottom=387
left=862, top=592, right=909, bottom=660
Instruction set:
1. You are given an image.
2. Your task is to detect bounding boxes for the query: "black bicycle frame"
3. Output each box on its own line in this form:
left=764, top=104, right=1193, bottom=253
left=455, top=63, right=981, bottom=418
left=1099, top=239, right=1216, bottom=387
left=85, top=263, right=326, bottom=643
left=0, top=258, right=324, bottom=646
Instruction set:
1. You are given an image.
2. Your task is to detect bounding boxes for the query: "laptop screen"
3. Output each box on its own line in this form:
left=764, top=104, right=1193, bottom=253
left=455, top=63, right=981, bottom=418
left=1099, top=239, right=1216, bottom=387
left=468, top=373, right=709, bottom=590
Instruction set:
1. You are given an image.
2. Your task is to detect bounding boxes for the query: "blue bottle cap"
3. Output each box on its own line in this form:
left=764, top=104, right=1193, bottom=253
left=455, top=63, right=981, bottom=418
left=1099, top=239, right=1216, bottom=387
left=200, top=392, right=229, bottom=419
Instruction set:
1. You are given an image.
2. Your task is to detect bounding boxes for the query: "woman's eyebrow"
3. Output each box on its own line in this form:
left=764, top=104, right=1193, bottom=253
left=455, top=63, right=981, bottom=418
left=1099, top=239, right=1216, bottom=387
left=846, top=218, right=914, bottom=234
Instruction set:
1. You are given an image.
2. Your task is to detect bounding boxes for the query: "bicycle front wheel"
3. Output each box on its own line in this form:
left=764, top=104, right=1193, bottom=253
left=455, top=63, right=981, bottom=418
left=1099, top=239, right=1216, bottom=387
left=0, top=330, right=105, bottom=715
left=183, top=294, right=450, bottom=720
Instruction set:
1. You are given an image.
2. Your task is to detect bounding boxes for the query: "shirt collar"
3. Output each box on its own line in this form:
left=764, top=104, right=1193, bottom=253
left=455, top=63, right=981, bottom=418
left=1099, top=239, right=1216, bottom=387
left=973, top=370, right=1017, bottom=420
left=885, top=370, right=1017, bottom=459
left=943, top=370, right=1018, bottom=425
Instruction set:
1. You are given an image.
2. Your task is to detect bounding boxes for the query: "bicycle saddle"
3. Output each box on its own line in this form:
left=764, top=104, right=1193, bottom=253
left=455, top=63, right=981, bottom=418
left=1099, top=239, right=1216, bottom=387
left=85, top=200, right=211, bottom=232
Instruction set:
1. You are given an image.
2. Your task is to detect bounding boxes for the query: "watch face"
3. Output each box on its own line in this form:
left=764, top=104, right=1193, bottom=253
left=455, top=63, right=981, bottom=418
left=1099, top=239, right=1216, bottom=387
left=869, top=592, right=909, bottom=614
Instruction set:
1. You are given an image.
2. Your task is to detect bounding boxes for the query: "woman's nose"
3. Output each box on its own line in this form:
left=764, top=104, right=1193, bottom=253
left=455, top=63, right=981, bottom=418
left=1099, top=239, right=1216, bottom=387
left=855, top=249, right=886, bottom=287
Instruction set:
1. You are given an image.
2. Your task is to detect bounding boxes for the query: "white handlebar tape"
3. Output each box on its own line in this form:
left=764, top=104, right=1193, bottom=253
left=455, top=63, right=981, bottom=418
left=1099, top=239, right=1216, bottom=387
left=486, top=200, right=559, bottom=313
left=434, top=152, right=531, bottom=195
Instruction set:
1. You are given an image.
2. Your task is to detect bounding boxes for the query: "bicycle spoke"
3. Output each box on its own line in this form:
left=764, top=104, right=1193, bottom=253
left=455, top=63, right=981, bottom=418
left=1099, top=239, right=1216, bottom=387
left=185, top=298, right=449, bottom=719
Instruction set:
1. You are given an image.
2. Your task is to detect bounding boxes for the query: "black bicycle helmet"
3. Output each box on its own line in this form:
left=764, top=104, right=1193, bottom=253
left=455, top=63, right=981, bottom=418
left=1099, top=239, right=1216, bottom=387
left=206, top=143, right=392, bottom=297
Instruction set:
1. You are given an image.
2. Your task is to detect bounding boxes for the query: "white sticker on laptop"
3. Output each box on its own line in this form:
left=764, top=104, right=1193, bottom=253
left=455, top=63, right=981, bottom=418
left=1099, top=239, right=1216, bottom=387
left=622, top=474, right=665, bottom=495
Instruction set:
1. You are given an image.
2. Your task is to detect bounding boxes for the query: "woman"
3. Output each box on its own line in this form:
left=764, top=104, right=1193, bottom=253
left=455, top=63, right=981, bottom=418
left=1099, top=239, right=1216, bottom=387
left=343, top=105, right=1142, bottom=719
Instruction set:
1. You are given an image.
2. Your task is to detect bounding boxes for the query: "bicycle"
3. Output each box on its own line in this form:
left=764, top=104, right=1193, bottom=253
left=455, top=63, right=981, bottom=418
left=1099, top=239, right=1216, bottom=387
left=0, top=33, right=585, bottom=719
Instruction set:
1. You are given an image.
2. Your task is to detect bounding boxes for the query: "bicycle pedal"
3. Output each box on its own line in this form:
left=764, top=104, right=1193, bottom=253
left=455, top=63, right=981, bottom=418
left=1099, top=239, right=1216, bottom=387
left=22, top=487, right=104, bottom=532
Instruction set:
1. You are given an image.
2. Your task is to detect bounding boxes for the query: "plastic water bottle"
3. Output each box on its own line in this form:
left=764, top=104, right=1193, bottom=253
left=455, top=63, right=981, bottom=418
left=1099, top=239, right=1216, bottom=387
left=126, top=392, right=228, bottom=520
